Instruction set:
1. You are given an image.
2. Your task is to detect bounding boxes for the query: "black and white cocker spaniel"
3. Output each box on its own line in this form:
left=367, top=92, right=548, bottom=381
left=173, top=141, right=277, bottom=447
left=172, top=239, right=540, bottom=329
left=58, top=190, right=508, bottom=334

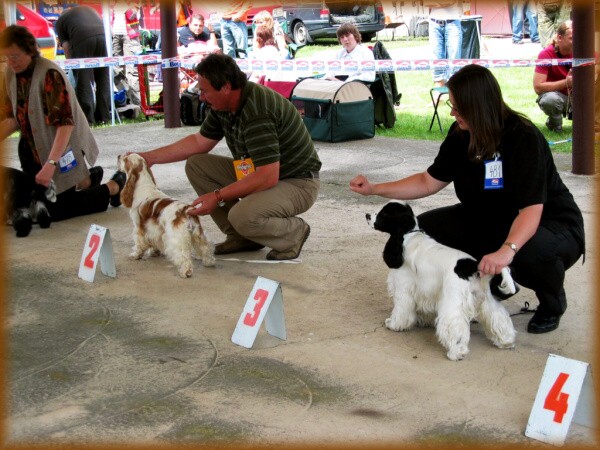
left=367, top=201, right=517, bottom=361
left=3, top=166, right=56, bottom=237
left=118, top=153, right=215, bottom=278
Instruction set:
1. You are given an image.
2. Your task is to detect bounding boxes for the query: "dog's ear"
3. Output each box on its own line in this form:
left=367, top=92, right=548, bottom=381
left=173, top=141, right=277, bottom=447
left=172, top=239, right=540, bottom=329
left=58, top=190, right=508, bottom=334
left=383, top=234, right=404, bottom=269
left=120, top=160, right=138, bottom=208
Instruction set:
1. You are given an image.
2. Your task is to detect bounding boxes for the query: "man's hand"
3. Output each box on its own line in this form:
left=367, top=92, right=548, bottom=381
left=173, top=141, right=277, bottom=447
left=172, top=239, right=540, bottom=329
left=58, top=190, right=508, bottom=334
left=187, top=192, right=217, bottom=216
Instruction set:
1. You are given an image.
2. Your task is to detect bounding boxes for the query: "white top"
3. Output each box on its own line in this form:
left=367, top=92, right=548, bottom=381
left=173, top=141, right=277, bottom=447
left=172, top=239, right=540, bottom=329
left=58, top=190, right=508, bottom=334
left=331, top=44, right=375, bottom=83
left=250, top=45, right=282, bottom=60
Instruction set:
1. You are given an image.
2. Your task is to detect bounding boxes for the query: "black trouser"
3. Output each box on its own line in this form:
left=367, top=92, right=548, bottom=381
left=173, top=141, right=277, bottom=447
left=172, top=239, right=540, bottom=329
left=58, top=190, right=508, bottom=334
left=18, top=139, right=110, bottom=222
left=72, top=35, right=111, bottom=124
left=417, top=204, right=584, bottom=317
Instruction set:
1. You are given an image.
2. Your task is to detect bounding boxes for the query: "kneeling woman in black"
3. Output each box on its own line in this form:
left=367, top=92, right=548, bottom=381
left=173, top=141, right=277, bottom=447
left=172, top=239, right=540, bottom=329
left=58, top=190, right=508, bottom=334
left=0, top=25, right=125, bottom=223
left=350, top=64, right=584, bottom=334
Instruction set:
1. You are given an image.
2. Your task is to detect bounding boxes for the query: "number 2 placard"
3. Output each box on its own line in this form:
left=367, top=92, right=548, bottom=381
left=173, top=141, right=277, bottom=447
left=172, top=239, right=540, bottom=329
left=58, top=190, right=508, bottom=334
left=78, top=224, right=116, bottom=282
left=231, top=277, right=287, bottom=349
left=525, top=354, right=595, bottom=446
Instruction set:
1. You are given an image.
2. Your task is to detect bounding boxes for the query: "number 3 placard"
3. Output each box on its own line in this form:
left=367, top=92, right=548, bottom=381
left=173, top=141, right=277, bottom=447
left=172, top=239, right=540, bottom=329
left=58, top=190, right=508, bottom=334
left=525, top=354, right=596, bottom=446
left=231, top=277, right=287, bottom=349
left=78, top=224, right=116, bottom=282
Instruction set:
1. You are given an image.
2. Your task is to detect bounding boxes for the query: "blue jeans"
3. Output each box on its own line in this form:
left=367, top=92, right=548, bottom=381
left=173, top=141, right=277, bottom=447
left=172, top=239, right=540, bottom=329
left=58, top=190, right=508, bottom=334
left=429, top=19, right=462, bottom=83
left=512, top=1, right=539, bottom=42
left=220, top=19, right=248, bottom=58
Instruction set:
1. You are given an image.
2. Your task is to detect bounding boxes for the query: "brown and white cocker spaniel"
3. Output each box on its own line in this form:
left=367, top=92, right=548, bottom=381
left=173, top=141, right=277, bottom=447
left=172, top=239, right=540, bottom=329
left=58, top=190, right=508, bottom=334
left=118, top=153, right=215, bottom=278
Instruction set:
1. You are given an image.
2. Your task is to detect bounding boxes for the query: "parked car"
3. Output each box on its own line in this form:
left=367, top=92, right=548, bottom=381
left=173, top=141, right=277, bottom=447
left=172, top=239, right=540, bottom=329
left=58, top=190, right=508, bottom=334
left=282, top=1, right=386, bottom=46
left=0, top=3, right=57, bottom=59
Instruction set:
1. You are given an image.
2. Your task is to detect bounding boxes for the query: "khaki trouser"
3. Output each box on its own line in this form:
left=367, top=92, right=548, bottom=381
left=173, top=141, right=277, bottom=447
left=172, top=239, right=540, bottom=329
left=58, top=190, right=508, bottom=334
left=185, top=153, right=320, bottom=252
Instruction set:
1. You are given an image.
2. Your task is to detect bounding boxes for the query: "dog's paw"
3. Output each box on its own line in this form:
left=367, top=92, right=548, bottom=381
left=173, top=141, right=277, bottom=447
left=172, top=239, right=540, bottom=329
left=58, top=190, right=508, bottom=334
left=13, top=213, right=33, bottom=237
left=202, top=254, right=216, bottom=267
left=129, top=251, right=144, bottom=260
left=178, top=264, right=193, bottom=278
left=385, top=317, right=401, bottom=331
left=446, top=346, right=469, bottom=361
left=34, top=201, right=51, bottom=229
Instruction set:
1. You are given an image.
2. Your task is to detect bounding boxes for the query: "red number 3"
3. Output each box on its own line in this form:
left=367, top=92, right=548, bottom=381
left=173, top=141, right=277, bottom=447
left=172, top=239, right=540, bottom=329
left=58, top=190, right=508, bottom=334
left=83, top=234, right=101, bottom=269
left=544, top=372, right=570, bottom=423
left=243, top=289, right=268, bottom=326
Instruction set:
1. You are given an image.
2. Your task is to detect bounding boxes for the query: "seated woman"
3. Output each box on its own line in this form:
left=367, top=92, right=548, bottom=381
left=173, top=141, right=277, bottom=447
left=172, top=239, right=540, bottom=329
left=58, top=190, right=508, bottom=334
left=252, top=10, right=290, bottom=59
left=248, top=25, right=283, bottom=82
left=0, top=25, right=125, bottom=223
left=325, top=23, right=375, bottom=84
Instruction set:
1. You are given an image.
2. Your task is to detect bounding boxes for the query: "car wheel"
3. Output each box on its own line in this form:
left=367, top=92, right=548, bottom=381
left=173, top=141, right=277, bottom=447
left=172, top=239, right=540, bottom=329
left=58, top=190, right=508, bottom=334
left=361, top=32, right=375, bottom=42
left=292, top=21, right=308, bottom=46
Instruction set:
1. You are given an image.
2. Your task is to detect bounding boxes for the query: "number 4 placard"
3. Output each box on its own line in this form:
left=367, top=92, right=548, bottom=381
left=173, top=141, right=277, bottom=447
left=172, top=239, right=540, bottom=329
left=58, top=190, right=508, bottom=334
left=231, top=276, right=286, bottom=349
left=78, top=224, right=116, bottom=282
left=525, top=354, right=596, bottom=446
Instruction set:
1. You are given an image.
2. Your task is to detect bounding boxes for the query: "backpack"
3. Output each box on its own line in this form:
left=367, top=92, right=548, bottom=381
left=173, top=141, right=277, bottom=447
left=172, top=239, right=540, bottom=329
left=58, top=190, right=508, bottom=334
left=180, top=91, right=208, bottom=126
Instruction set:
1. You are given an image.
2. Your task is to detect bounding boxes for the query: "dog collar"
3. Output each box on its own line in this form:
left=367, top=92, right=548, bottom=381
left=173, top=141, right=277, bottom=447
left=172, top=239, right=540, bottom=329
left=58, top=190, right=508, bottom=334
left=406, top=229, right=425, bottom=234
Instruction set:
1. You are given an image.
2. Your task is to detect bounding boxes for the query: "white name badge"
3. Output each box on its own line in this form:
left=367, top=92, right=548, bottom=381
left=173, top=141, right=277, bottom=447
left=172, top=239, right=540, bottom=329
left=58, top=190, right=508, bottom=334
left=484, top=159, right=503, bottom=189
left=58, top=149, right=78, bottom=173
left=78, top=224, right=116, bottom=282
left=525, top=354, right=596, bottom=446
left=231, top=276, right=287, bottom=349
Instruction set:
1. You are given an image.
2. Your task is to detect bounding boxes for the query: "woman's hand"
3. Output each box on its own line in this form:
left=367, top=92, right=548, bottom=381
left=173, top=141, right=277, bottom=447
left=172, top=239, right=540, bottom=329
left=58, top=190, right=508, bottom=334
left=349, top=174, right=374, bottom=196
left=36, top=163, right=55, bottom=188
left=478, top=245, right=515, bottom=275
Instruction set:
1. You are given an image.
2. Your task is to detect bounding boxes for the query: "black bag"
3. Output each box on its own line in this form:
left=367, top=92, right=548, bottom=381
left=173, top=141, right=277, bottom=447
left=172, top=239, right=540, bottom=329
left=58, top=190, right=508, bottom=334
left=180, top=91, right=208, bottom=126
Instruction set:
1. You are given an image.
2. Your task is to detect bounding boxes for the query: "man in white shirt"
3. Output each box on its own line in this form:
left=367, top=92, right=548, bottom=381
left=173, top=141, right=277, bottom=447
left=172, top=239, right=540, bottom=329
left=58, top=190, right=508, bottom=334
left=326, top=23, right=375, bottom=83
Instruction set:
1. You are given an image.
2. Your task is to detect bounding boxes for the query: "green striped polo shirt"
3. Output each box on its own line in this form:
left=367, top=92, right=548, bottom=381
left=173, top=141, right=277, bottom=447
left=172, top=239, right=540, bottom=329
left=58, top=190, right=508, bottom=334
left=200, top=82, right=321, bottom=179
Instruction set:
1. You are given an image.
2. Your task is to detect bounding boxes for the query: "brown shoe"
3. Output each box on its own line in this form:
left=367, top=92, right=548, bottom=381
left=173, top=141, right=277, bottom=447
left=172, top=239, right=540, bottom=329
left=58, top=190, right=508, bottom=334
left=214, top=237, right=264, bottom=255
left=266, top=221, right=310, bottom=261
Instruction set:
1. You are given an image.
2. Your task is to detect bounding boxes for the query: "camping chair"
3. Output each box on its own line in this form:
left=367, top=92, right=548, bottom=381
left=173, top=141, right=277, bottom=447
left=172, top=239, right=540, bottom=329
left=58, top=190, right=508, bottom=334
left=380, top=1, right=410, bottom=41
left=428, top=86, right=449, bottom=133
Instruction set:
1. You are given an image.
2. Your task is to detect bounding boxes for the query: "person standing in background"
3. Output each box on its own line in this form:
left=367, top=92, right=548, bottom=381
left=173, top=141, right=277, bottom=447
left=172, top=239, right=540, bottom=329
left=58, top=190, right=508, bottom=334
left=111, top=0, right=142, bottom=106
left=220, top=0, right=252, bottom=58
left=424, top=1, right=464, bottom=88
left=54, top=5, right=111, bottom=125
left=537, top=0, right=571, bottom=47
left=512, top=0, right=539, bottom=44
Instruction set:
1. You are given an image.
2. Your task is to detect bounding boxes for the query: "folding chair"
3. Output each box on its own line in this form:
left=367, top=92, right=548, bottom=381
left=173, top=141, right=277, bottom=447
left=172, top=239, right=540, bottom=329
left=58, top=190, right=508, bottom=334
left=429, top=86, right=449, bottom=133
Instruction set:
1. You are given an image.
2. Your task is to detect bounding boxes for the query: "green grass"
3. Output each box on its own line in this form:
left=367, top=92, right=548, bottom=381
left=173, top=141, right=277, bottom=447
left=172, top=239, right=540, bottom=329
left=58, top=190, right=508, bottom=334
left=109, top=36, right=575, bottom=153
left=294, top=37, right=573, bottom=152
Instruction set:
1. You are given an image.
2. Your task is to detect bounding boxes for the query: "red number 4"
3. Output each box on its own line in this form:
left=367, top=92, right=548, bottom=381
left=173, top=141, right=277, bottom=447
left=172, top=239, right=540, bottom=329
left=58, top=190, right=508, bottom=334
left=544, top=372, right=570, bottom=423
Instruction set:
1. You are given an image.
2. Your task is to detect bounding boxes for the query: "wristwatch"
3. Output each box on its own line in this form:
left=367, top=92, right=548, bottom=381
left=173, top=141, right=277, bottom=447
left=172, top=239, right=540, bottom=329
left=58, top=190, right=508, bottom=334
left=214, top=189, right=226, bottom=207
left=504, top=242, right=518, bottom=253
left=47, top=159, right=58, bottom=167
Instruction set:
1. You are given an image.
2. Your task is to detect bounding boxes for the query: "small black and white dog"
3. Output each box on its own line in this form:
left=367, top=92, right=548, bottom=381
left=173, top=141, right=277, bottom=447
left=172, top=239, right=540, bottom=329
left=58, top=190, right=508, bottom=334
left=367, top=201, right=518, bottom=361
left=3, top=167, right=56, bottom=237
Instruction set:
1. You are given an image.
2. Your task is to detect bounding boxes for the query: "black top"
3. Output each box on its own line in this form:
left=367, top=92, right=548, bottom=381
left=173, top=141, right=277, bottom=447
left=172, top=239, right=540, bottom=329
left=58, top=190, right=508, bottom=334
left=55, top=6, right=105, bottom=44
left=427, top=114, right=584, bottom=246
left=178, top=26, right=211, bottom=46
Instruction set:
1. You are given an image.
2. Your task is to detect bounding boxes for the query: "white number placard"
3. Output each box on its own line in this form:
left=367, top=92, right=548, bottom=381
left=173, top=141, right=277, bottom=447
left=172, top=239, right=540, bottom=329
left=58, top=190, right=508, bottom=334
left=231, top=276, right=286, bottom=349
left=78, top=224, right=116, bottom=282
left=525, top=354, right=596, bottom=446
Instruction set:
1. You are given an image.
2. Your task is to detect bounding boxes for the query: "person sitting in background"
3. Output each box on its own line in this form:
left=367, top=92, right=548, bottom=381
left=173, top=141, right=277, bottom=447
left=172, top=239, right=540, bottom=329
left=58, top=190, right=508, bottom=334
left=326, top=23, right=375, bottom=83
left=0, top=26, right=126, bottom=223
left=178, top=13, right=218, bottom=50
left=252, top=10, right=290, bottom=59
left=250, top=25, right=281, bottom=60
left=533, top=20, right=572, bottom=132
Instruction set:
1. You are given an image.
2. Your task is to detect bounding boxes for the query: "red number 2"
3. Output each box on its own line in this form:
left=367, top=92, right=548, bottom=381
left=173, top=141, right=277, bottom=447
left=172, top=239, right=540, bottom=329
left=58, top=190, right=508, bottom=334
left=544, top=372, right=570, bottom=423
left=243, top=289, right=269, bottom=326
left=83, top=234, right=101, bottom=269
